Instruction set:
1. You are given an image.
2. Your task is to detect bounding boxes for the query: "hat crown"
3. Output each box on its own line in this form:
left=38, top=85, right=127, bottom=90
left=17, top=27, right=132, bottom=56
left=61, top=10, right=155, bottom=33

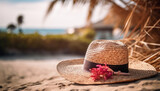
left=84, top=40, right=128, bottom=65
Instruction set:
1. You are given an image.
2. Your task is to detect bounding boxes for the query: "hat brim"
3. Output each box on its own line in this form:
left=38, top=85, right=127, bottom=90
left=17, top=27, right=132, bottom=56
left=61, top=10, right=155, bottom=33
left=57, top=59, right=157, bottom=84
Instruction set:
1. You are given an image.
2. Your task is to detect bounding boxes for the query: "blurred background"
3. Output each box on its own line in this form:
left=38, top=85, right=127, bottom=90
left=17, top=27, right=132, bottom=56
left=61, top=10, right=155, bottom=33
left=0, top=0, right=122, bottom=56
left=0, top=0, right=159, bottom=71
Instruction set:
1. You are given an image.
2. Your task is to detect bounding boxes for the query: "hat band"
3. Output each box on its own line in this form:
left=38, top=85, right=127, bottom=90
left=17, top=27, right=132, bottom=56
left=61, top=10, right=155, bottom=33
left=83, top=60, right=129, bottom=73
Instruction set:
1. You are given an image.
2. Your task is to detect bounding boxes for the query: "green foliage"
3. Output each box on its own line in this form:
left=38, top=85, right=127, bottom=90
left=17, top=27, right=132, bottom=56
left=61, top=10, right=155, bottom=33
left=81, top=28, right=95, bottom=40
left=0, top=29, right=95, bottom=55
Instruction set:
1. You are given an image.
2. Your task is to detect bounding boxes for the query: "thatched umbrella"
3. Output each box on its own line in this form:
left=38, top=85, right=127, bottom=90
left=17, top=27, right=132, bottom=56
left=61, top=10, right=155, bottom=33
left=45, top=0, right=160, bottom=71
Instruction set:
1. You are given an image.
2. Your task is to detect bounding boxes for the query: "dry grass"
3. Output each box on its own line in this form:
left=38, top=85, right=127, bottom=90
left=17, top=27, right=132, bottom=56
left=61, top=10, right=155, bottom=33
left=121, top=38, right=160, bottom=71
left=121, top=1, right=160, bottom=71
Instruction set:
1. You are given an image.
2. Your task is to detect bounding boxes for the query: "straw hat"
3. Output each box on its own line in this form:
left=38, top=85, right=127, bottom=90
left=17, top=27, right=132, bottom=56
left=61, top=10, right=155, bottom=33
left=57, top=40, right=157, bottom=84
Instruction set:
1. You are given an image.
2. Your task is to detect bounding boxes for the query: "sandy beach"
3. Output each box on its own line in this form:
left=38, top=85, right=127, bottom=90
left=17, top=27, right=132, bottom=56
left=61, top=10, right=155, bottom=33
left=0, top=55, right=160, bottom=91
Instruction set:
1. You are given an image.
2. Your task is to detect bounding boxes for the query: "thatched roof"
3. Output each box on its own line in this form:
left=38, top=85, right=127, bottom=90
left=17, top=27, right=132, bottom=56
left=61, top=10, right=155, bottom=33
left=103, top=4, right=141, bottom=28
left=92, top=4, right=141, bottom=29
left=92, top=19, right=113, bottom=31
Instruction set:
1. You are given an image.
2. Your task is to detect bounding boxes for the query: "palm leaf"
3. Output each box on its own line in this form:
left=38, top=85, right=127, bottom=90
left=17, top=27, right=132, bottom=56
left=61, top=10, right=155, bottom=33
left=44, top=0, right=58, bottom=19
left=86, top=0, right=97, bottom=26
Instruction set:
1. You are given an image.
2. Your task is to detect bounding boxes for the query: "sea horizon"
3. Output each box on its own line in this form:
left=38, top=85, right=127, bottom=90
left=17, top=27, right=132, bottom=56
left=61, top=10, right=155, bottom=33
left=0, top=27, right=67, bottom=35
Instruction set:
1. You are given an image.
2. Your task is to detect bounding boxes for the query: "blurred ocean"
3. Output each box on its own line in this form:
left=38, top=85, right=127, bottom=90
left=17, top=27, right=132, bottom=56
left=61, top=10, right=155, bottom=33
left=0, top=28, right=66, bottom=35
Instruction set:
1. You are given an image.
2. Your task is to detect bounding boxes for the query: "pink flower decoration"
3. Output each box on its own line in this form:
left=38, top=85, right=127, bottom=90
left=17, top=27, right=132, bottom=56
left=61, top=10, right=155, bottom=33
left=90, top=64, right=113, bottom=81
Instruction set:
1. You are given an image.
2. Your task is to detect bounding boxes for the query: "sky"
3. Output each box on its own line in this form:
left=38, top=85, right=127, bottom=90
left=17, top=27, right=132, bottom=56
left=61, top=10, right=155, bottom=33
left=0, top=0, right=110, bottom=29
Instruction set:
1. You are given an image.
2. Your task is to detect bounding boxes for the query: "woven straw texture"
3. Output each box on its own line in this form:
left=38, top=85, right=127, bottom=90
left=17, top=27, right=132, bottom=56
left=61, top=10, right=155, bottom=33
left=57, top=59, right=157, bottom=84
left=85, top=40, right=128, bottom=65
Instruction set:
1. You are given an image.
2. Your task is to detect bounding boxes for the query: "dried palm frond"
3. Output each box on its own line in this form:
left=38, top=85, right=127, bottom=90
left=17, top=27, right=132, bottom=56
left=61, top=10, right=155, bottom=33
left=45, top=0, right=110, bottom=24
left=45, top=0, right=58, bottom=18
left=122, top=39, right=160, bottom=71
left=106, top=0, right=160, bottom=71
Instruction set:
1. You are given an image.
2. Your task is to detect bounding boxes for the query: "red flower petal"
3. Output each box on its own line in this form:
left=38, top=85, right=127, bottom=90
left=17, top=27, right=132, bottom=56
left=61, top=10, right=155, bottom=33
left=90, top=64, right=113, bottom=81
